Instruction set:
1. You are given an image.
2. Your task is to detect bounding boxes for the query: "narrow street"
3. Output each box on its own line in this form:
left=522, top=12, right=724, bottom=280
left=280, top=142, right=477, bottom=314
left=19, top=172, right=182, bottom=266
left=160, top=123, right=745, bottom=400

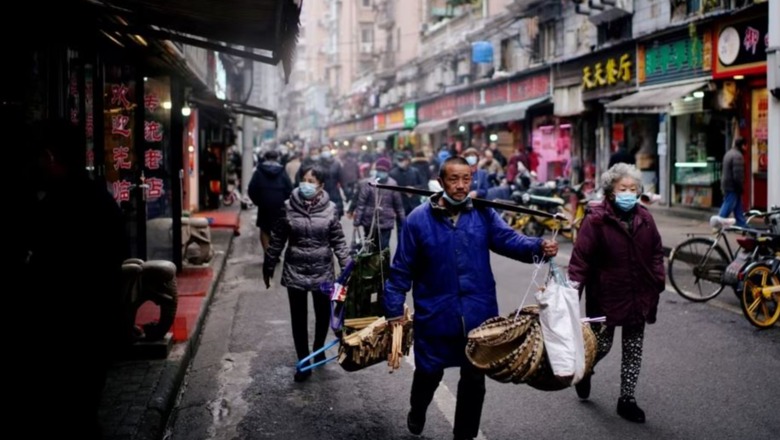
left=166, top=209, right=779, bottom=440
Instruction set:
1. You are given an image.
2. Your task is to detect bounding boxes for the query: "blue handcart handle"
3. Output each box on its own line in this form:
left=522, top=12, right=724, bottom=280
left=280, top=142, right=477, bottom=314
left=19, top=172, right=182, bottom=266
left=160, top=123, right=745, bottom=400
left=295, top=338, right=340, bottom=373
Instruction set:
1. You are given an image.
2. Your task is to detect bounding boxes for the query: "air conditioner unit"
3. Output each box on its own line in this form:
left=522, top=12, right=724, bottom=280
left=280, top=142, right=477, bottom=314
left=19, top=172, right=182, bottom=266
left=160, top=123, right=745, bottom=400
left=360, top=42, right=373, bottom=53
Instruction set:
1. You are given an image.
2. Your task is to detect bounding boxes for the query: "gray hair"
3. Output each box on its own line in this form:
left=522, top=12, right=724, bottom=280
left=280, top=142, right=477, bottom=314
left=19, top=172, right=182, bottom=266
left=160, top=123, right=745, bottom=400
left=600, top=163, right=643, bottom=197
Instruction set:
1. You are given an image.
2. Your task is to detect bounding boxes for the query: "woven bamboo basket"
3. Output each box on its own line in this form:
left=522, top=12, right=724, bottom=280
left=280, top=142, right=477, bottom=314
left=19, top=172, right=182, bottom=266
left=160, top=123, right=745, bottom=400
left=465, top=306, right=539, bottom=374
left=466, top=306, right=597, bottom=390
left=524, top=322, right=597, bottom=391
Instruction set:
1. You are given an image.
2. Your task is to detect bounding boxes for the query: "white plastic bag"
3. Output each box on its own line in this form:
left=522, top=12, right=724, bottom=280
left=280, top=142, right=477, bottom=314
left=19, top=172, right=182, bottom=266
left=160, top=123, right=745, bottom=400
left=535, top=263, right=586, bottom=386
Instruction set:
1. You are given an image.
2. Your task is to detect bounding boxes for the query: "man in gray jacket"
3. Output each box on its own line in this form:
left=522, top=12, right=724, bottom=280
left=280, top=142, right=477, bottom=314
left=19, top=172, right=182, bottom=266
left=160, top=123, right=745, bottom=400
left=718, top=138, right=747, bottom=227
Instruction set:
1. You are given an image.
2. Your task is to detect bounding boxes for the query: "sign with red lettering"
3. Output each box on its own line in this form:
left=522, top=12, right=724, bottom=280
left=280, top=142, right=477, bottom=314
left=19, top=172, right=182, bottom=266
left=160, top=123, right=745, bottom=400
left=713, top=11, right=768, bottom=78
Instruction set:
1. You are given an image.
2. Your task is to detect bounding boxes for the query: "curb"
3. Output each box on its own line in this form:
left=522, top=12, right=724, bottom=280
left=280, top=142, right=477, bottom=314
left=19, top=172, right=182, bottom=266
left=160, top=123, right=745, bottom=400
left=135, top=228, right=236, bottom=440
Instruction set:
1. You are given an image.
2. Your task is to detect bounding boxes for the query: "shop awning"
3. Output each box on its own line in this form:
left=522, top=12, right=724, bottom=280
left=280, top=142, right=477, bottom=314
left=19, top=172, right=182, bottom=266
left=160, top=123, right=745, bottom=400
left=413, top=118, right=453, bottom=135
left=189, top=95, right=277, bottom=124
left=89, top=0, right=302, bottom=81
left=371, top=130, right=398, bottom=141
left=605, top=81, right=709, bottom=114
left=482, top=96, right=550, bottom=126
left=458, top=108, right=489, bottom=125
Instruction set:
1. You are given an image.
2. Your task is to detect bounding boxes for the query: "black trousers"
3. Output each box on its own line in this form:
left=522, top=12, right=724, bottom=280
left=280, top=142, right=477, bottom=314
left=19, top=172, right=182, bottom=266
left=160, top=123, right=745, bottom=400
left=287, top=288, right=331, bottom=361
left=410, top=363, right=486, bottom=439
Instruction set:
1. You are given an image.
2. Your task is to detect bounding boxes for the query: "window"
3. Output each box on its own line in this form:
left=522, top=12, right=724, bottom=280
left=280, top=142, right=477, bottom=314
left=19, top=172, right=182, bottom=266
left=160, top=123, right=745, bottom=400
left=360, top=27, right=374, bottom=53
left=531, top=21, right=556, bottom=64
left=597, top=15, right=631, bottom=46
left=361, top=27, right=373, bottom=44
left=500, top=37, right=514, bottom=71
left=362, top=0, right=371, bottom=8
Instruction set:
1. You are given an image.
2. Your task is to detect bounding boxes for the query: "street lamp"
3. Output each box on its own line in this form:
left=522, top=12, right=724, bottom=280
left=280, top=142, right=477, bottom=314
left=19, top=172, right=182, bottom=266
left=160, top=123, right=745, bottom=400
left=459, top=125, right=466, bottom=133
left=181, top=106, right=192, bottom=117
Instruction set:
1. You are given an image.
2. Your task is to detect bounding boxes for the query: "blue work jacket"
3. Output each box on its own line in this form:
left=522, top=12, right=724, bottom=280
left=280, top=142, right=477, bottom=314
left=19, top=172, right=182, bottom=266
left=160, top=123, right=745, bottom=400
left=384, top=194, right=543, bottom=372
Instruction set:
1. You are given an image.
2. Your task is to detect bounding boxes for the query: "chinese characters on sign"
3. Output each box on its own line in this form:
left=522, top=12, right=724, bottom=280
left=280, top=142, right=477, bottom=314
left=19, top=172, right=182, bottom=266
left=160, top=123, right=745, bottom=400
left=111, top=84, right=132, bottom=108
left=113, top=146, right=132, bottom=170
left=113, top=180, right=132, bottom=203
left=144, top=149, right=163, bottom=170
left=583, top=54, right=632, bottom=90
left=144, top=121, right=163, bottom=142
left=714, top=17, right=768, bottom=78
left=104, top=75, right=135, bottom=205
left=142, top=81, right=170, bottom=205
left=638, top=31, right=712, bottom=84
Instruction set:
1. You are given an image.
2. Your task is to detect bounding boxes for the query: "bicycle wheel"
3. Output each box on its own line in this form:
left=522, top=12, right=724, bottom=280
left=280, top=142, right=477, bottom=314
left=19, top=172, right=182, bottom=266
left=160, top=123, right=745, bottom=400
left=667, top=237, right=729, bottom=302
left=740, top=263, right=780, bottom=329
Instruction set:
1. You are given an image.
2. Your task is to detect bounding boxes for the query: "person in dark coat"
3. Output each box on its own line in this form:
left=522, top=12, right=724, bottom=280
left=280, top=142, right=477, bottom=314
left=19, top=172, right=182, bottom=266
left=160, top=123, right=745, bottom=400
left=717, top=138, right=747, bottom=226
left=608, top=142, right=636, bottom=168
left=353, top=157, right=406, bottom=251
left=384, top=156, right=558, bottom=440
left=390, top=152, right=427, bottom=216
left=567, top=163, right=665, bottom=424
left=462, top=147, right=490, bottom=199
left=248, top=150, right=293, bottom=256
left=263, top=164, right=351, bottom=382
left=411, top=150, right=433, bottom=181
left=26, top=119, right=129, bottom=438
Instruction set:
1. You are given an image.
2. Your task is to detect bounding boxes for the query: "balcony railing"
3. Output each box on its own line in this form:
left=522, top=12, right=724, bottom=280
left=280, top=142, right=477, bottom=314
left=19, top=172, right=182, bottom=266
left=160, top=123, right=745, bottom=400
left=375, top=0, right=394, bottom=30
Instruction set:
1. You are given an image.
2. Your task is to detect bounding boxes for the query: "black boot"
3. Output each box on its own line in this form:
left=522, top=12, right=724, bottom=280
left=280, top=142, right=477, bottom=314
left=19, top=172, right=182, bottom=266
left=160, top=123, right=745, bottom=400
left=575, top=374, right=591, bottom=400
left=617, top=396, right=645, bottom=423
left=407, top=410, right=425, bottom=435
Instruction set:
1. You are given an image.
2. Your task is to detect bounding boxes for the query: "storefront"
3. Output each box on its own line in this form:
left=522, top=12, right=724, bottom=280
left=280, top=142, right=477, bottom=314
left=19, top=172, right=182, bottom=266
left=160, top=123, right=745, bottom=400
left=552, top=64, right=593, bottom=185
left=580, top=46, right=639, bottom=181
left=606, top=26, right=715, bottom=207
left=712, top=4, right=769, bottom=209
left=415, top=94, right=458, bottom=153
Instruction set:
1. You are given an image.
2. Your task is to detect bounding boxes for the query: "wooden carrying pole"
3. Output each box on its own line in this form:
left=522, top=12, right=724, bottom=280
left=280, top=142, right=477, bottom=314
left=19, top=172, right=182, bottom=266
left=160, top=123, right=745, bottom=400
left=369, top=182, right=566, bottom=220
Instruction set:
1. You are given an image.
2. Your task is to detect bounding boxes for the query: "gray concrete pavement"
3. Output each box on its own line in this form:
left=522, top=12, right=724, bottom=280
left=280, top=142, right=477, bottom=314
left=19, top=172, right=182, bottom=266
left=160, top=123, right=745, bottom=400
left=99, top=204, right=776, bottom=440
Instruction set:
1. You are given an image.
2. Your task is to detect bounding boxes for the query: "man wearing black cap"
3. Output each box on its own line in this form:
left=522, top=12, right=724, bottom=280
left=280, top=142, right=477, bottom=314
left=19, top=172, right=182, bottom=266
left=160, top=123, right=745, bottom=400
left=390, top=152, right=428, bottom=216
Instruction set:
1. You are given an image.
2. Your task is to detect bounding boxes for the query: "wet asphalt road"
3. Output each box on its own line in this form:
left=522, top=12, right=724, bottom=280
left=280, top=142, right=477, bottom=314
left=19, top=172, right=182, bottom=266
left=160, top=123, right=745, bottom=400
left=165, top=211, right=779, bottom=440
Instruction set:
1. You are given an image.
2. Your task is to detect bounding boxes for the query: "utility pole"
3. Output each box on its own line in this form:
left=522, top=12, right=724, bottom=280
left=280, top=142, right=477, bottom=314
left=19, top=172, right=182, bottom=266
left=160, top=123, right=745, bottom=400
left=767, top=0, right=779, bottom=208
left=241, top=60, right=255, bottom=208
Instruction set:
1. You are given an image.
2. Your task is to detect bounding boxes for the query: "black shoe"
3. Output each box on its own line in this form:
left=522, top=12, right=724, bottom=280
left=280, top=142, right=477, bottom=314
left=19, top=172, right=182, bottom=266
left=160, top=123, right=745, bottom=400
left=617, top=396, right=646, bottom=423
left=407, top=410, right=425, bottom=435
left=293, top=369, right=312, bottom=382
left=575, top=374, right=591, bottom=400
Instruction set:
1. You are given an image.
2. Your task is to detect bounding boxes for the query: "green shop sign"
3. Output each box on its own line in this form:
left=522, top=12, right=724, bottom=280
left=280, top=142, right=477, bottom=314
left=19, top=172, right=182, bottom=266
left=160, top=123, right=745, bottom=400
left=403, top=103, right=417, bottom=129
left=638, top=29, right=712, bottom=86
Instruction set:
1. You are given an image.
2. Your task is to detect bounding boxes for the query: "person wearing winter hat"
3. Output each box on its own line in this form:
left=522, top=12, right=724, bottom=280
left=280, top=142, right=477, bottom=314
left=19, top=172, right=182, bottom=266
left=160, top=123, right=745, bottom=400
left=353, top=157, right=405, bottom=251
left=462, top=147, right=490, bottom=199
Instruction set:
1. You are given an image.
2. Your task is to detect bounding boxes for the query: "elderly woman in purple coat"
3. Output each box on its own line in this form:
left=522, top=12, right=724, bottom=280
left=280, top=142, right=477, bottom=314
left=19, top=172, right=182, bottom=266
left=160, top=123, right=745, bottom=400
left=568, top=163, right=665, bottom=424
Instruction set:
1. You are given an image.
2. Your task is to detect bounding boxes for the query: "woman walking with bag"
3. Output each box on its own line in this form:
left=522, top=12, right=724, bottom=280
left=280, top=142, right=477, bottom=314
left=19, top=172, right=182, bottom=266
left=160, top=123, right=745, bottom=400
left=263, top=164, right=351, bottom=382
left=568, top=163, right=665, bottom=423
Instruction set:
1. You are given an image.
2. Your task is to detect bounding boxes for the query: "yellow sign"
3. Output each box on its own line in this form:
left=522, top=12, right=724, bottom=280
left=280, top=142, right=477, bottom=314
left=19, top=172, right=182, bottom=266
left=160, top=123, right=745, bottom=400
left=583, top=53, right=632, bottom=89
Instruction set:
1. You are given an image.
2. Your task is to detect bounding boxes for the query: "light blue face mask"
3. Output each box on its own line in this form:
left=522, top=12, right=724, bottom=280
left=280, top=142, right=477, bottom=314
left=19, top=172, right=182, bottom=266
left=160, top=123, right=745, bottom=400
left=299, top=182, right=318, bottom=199
left=615, top=191, right=638, bottom=211
left=376, top=171, right=389, bottom=181
left=466, top=156, right=478, bottom=166
left=442, top=192, right=470, bottom=206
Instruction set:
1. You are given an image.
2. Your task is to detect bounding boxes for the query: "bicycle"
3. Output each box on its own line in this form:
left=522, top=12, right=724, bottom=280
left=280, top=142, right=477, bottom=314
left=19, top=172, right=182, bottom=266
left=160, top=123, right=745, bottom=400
left=738, top=208, right=780, bottom=328
left=667, top=210, right=777, bottom=302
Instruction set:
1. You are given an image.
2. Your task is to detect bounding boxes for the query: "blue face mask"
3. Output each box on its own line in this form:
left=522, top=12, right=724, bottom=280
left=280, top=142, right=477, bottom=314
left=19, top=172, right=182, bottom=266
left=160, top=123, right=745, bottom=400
left=615, top=191, right=638, bottom=211
left=442, top=192, right=470, bottom=206
left=321, top=150, right=332, bottom=160
left=466, top=156, right=478, bottom=166
left=376, top=171, right=389, bottom=180
left=299, top=182, right=318, bottom=199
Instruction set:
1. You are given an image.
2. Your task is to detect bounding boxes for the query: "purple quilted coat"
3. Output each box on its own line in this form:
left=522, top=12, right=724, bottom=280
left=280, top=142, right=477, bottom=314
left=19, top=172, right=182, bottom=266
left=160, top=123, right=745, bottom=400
left=568, top=201, right=665, bottom=326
